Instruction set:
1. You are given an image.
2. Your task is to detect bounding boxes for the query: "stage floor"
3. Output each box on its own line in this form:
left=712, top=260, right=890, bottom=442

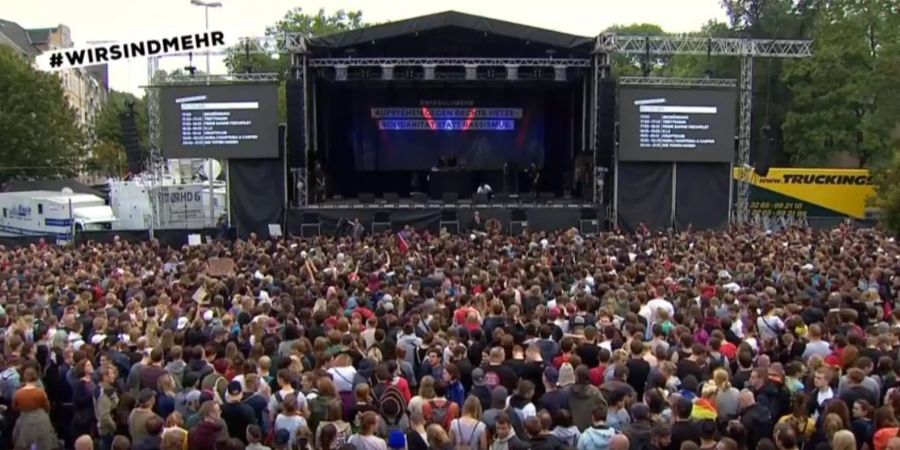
left=301, top=198, right=594, bottom=210
left=287, top=199, right=608, bottom=235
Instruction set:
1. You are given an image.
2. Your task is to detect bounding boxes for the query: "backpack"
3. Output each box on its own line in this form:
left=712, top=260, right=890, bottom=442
left=384, top=414, right=407, bottom=449
left=483, top=369, right=500, bottom=390
left=308, top=394, right=331, bottom=435
left=455, top=419, right=482, bottom=450
left=428, top=399, right=453, bottom=429
left=0, top=368, right=20, bottom=403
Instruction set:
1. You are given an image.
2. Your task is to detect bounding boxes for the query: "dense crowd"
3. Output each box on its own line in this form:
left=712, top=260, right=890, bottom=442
left=0, top=223, right=898, bottom=450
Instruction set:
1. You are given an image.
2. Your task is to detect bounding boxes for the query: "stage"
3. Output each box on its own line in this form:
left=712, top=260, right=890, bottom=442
left=286, top=198, right=608, bottom=236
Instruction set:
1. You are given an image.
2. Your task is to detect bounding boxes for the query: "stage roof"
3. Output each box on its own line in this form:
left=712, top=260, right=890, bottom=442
left=308, top=11, right=595, bottom=58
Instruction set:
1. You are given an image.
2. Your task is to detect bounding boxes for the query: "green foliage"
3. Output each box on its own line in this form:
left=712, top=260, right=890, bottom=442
left=223, top=8, right=369, bottom=122
left=782, top=0, right=900, bottom=167
left=0, top=46, right=86, bottom=182
left=90, top=90, right=148, bottom=177
left=872, top=144, right=900, bottom=235
left=86, top=140, right=127, bottom=177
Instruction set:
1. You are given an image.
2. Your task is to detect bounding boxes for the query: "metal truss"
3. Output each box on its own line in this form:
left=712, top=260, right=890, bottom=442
left=618, top=77, right=737, bottom=88
left=145, top=56, right=164, bottom=232
left=599, top=34, right=812, bottom=224
left=238, top=33, right=307, bottom=54
left=149, top=73, right=281, bottom=85
left=308, top=57, right=592, bottom=67
left=597, top=34, right=812, bottom=58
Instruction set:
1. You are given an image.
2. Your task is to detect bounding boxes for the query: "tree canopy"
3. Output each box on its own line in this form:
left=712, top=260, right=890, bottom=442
left=0, top=46, right=86, bottom=182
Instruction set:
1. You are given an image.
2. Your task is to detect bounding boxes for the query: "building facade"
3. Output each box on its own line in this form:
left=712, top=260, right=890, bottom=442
left=27, top=25, right=108, bottom=136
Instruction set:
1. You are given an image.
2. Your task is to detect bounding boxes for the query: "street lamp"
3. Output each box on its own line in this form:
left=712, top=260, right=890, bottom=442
left=190, top=0, right=222, bottom=75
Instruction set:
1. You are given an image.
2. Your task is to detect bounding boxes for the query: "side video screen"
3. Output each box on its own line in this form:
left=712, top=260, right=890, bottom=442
left=618, top=87, right=737, bottom=162
left=160, top=83, right=279, bottom=159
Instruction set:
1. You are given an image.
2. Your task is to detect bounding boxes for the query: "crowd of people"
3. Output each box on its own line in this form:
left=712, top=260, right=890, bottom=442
left=0, top=223, right=898, bottom=450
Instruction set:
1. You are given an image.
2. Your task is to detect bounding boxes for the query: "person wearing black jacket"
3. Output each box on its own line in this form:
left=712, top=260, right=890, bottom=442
left=667, top=397, right=700, bottom=450
left=738, top=390, right=774, bottom=450
left=221, top=381, right=257, bottom=444
left=524, top=416, right=567, bottom=450
left=624, top=403, right=654, bottom=450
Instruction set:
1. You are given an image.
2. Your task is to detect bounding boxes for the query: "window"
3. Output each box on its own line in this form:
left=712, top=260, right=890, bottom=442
left=2, top=209, right=6, bottom=218
left=37, top=204, right=43, bottom=215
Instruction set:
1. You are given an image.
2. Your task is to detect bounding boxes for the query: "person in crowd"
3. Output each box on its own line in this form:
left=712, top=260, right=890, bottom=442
left=0, top=221, right=896, bottom=450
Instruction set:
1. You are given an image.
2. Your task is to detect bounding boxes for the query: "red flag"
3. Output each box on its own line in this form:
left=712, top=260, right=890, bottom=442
left=397, top=232, right=409, bottom=254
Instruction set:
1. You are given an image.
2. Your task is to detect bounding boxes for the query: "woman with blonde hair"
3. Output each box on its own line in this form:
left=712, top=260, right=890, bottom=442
left=426, top=423, right=453, bottom=450
left=831, top=429, right=856, bottom=450
left=713, top=368, right=741, bottom=419
left=691, top=383, right=719, bottom=420
left=162, top=412, right=188, bottom=449
left=449, top=396, right=487, bottom=450
left=408, top=376, right=436, bottom=418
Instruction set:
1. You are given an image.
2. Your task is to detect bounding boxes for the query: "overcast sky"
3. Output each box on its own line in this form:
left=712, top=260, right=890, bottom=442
left=6, top=0, right=728, bottom=94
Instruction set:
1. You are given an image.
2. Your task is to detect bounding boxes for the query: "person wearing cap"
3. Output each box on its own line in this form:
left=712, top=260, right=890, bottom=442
left=221, top=380, right=258, bottom=444
left=96, top=364, right=120, bottom=450
left=535, top=366, right=566, bottom=418
left=469, top=368, right=492, bottom=411
left=623, top=402, right=653, bottom=450
left=129, top=388, right=162, bottom=443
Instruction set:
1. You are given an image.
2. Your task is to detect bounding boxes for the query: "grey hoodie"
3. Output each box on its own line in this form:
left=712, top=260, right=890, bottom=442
left=491, top=432, right=529, bottom=450
left=165, top=360, right=186, bottom=390
left=577, top=424, right=617, bottom=450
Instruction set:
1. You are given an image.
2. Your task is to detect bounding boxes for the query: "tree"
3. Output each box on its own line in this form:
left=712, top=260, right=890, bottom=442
left=0, top=46, right=86, bottom=182
left=223, top=8, right=370, bottom=121
left=86, top=140, right=127, bottom=177
left=603, top=24, right=669, bottom=77
left=224, top=8, right=368, bottom=74
left=782, top=0, right=900, bottom=167
left=872, top=142, right=900, bottom=234
left=90, top=90, right=148, bottom=177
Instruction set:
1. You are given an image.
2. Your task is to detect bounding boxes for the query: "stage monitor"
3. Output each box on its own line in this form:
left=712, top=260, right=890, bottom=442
left=159, top=83, right=279, bottom=159
left=618, top=86, right=737, bottom=162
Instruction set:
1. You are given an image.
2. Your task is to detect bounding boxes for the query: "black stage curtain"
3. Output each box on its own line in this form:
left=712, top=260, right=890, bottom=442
left=674, top=163, right=730, bottom=231
left=229, top=159, right=285, bottom=238
left=617, top=162, right=673, bottom=232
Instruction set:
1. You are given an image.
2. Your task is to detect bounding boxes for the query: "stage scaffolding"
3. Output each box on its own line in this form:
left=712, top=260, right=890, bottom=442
left=145, top=30, right=811, bottom=230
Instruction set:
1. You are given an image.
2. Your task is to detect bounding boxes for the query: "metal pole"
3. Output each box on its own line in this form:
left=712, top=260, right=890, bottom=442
left=671, top=162, right=677, bottom=230
left=208, top=160, right=215, bottom=227
left=204, top=6, right=211, bottom=75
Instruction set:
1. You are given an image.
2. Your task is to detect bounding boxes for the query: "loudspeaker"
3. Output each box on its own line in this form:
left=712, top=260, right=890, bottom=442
left=755, top=125, right=775, bottom=177
left=597, top=79, right=617, bottom=167
left=286, top=79, right=305, bottom=167
left=118, top=110, right=142, bottom=174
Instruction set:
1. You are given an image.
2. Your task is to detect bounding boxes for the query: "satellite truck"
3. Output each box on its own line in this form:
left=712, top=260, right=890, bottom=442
left=0, top=188, right=117, bottom=241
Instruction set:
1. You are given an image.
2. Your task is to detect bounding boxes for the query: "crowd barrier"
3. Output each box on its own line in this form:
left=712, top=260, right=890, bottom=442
left=0, top=228, right=224, bottom=249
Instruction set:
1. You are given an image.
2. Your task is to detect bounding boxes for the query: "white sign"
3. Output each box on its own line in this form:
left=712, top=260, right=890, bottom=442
left=37, top=31, right=226, bottom=71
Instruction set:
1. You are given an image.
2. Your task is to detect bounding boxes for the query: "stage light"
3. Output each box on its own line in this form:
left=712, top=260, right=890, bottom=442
left=505, top=65, right=518, bottom=81
left=554, top=65, right=567, bottom=82
left=465, top=64, right=477, bottom=81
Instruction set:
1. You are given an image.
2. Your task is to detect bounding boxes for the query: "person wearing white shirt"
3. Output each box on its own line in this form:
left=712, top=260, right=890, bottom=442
left=811, top=368, right=834, bottom=420
left=757, top=305, right=785, bottom=342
